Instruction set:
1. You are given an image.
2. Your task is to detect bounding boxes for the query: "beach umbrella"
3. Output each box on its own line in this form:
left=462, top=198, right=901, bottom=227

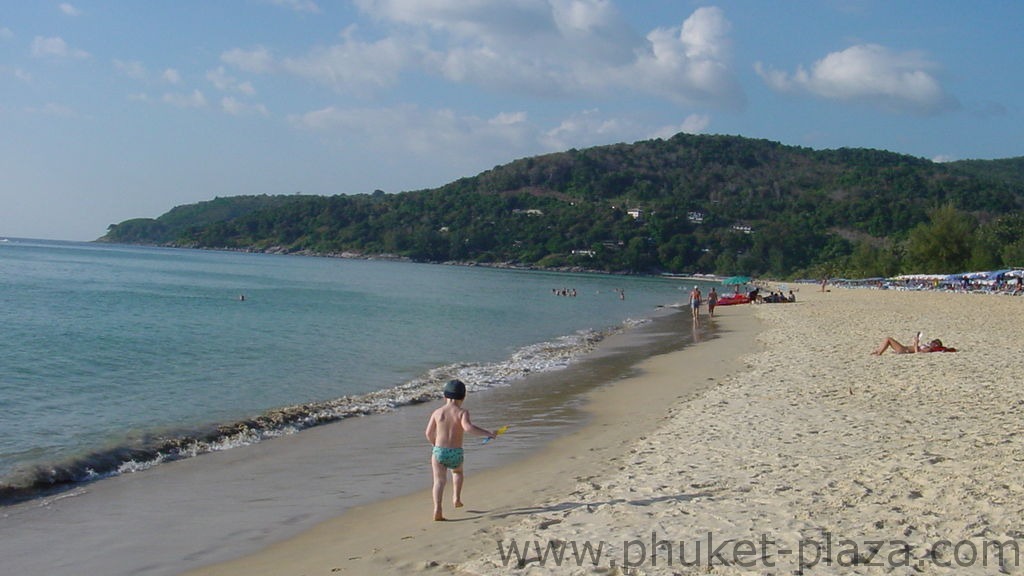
left=722, top=275, right=751, bottom=285
left=962, top=271, right=993, bottom=280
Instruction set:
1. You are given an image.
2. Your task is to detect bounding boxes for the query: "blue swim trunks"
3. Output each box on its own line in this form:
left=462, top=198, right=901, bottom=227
left=432, top=446, right=464, bottom=469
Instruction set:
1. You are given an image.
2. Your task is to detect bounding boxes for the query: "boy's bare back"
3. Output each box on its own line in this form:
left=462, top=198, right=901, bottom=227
left=428, top=403, right=469, bottom=449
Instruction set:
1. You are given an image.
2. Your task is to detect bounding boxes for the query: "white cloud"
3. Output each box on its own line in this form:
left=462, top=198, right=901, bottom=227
left=628, top=7, right=742, bottom=107
left=221, top=46, right=275, bottom=73
left=162, top=90, right=208, bottom=109
left=280, top=28, right=410, bottom=96
left=755, top=44, right=956, bottom=114
left=354, top=0, right=554, bottom=39
left=0, top=27, right=14, bottom=41
left=489, top=111, right=527, bottom=126
left=115, top=61, right=181, bottom=85
left=346, top=2, right=739, bottom=106
left=114, top=59, right=147, bottom=79
left=220, top=4, right=739, bottom=107
left=680, top=113, right=711, bottom=134
left=290, top=104, right=535, bottom=161
left=221, top=97, right=268, bottom=116
left=206, top=66, right=255, bottom=94
left=541, top=109, right=630, bottom=150
left=206, top=66, right=265, bottom=116
left=207, top=67, right=233, bottom=91
left=651, top=114, right=711, bottom=139
left=59, top=3, right=81, bottom=16
left=162, top=69, right=181, bottom=84
left=31, top=36, right=90, bottom=60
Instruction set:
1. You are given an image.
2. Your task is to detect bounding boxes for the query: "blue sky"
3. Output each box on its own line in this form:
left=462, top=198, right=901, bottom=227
left=2, top=1, right=1021, bottom=241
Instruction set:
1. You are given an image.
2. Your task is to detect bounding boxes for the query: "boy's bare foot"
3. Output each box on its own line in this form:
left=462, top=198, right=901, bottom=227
left=454, top=500, right=464, bottom=508
left=434, top=512, right=446, bottom=521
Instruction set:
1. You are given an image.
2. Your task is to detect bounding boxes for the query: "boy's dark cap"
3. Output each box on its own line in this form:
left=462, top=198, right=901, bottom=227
left=443, top=379, right=466, bottom=399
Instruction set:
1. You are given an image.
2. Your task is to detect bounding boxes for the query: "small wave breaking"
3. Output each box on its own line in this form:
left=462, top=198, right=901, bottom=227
left=0, top=319, right=643, bottom=505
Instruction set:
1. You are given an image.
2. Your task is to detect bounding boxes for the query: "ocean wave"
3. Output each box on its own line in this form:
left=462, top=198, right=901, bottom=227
left=0, top=319, right=640, bottom=505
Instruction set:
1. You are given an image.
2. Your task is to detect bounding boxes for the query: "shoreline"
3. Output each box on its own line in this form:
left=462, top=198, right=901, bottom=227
left=0, top=289, right=711, bottom=576
left=186, top=287, right=1024, bottom=575
left=184, top=297, right=763, bottom=575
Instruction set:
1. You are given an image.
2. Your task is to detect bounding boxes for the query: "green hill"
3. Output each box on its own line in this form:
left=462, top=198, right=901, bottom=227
left=101, top=133, right=1024, bottom=278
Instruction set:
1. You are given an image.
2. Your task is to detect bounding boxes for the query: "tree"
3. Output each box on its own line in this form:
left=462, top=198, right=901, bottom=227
left=905, top=204, right=977, bottom=273
left=972, top=213, right=1024, bottom=269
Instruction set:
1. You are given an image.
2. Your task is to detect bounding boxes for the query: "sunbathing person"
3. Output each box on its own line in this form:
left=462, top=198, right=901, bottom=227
left=872, top=333, right=957, bottom=355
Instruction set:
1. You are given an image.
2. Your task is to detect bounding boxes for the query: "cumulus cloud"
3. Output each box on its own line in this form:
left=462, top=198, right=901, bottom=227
left=755, top=44, right=956, bottom=114
left=539, top=108, right=691, bottom=151
left=221, top=46, right=275, bottom=73
left=114, top=59, right=148, bottom=80
left=162, top=69, right=181, bottom=84
left=31, top=36, right=90, bottom=60
left=231, top=3, right=739, bottom=106
left=680, top=113, right=711, bottom=134
left=651, top=114, right=712, bottom=139
left=628, top=7, right=742, bottom=107
left=162, top=90, right=208, bottom=109
left=354, top=0, right=555, bottom=40
left=489, top=111, right=527, bottom=126
left=221, top=97, right=268, bottom=116
left=275, top=29, right=410, bottom=96
left=59, top=3, right=81, bottom=16
left=290, top=103, right=543, bottom=160
left=0, top=27, right=14, bottom=41
left=541, top=108, right=634, bottom=150
left=114, top=61, right=182, bottom=85
left=207, top=66, right=255, bottom=94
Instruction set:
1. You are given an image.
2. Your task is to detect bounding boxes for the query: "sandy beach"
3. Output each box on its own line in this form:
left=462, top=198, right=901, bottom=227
left=187, top=286, right=1024, bottom=575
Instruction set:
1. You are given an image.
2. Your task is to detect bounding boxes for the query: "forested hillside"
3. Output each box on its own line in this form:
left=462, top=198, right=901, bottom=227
left=101, top=133, right=1024, bottom=278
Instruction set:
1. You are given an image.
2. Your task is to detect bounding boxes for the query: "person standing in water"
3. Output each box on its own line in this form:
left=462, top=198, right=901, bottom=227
left=689, top=285, right=702, bottom=324
left=425, top=379, right=496, bottom=521
left=707, top=287, right=719, bottom=317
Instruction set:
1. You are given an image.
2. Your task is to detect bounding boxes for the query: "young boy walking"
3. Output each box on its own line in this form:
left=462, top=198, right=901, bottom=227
left=425, top=379, right=496, bottom=521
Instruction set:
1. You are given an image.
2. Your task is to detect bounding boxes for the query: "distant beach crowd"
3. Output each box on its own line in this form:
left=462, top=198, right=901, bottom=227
left=827, top=268, right=1024, bottom=295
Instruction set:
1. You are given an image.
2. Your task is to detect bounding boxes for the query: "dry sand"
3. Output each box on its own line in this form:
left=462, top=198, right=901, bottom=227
left=187, top=287, right=1024, bottom=575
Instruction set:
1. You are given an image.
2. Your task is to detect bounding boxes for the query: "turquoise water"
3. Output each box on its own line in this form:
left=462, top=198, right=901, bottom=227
left=0, top=239, right=701, bottom=499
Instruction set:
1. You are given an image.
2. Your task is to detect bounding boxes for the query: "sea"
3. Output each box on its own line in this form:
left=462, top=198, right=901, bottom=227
left=0, top=238, right=714, bottom=575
